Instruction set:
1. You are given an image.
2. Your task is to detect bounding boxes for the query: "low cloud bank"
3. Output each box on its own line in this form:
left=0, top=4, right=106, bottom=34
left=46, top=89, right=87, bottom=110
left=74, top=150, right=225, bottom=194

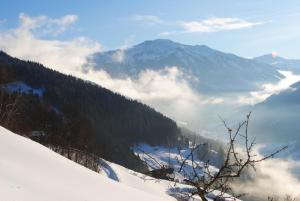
left=232, top=148, right=300, bottom=200
left=238, top=71, right=300, bottom=105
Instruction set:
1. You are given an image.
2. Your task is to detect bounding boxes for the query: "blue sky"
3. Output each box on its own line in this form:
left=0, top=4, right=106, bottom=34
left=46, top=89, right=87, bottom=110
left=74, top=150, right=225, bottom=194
left=1, top=0, right=300, bottom=58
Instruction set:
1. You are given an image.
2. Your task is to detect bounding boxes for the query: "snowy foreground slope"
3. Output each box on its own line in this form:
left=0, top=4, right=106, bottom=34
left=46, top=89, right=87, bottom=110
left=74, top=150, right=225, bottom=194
left=0, top=126, right=176, bottom=201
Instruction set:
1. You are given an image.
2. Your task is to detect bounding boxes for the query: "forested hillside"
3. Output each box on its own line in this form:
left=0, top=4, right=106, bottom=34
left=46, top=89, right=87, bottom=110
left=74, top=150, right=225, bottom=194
left=0, top=51, right=183, bottom=170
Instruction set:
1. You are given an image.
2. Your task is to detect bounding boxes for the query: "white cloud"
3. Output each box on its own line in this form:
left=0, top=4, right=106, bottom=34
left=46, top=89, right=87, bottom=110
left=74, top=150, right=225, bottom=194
left=130, top=15, right=264, bottom=36
left=232, top=148, right=300, bottom=200
left=49, top=15, right=78, bottom=35
left=158, top=31, right=174, bottom=37
left=111, top=36, right=135, bottom=63
left=238, top=71, right=300, bottom=105
left=77, top=66, right=227, bottom=128
left=155, top=17, right=265, bottom=36
left=201, top=97, right=224, bottom=105
left=180, top=18, right=264, bottom=33
left=176, top=120, right=188, bottom=126
left=131, top=15, right=163, bottom=25
left=18, top=13, right=47, bottom=30
left=0, top=13, right=100, bottom=73
left=51, top=15, right=78, bottom=26
left=82, top=66, right=200, bottom=104
left=111, top=49, right=126, bottom=63
left=18, top=13, right=78, bottom=36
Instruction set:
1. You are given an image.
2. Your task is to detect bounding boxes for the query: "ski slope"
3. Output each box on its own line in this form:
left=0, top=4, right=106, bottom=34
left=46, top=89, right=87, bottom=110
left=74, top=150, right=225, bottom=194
left=0, top=126, right=176, bottom=201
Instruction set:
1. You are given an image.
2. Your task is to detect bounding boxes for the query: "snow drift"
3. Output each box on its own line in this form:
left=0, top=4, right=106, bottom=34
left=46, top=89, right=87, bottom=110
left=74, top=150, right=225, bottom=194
left=0, top=126, right=175, bottom=201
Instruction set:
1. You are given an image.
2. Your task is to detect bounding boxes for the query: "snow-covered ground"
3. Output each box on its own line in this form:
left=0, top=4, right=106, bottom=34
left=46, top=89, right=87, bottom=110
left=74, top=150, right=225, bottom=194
left=134, top=143, right=219, bottom=178
left=0, top=126, right=176, bottom=201
left=0, top=125, right=236, bottom=201
left=101, top=161, right=234, bottom=201
left=4, top=81, right=44, bottom=96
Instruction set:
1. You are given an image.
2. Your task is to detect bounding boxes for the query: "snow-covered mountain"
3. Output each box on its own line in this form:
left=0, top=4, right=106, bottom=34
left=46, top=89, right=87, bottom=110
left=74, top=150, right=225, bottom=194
left=91, top=39, right=281, bottom=94
left=254, top=54, right=300, bottom=73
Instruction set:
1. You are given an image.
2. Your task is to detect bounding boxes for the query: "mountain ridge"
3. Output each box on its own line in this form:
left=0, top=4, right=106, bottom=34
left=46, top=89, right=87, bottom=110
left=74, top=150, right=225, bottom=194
left=91, top=39, right=282, bottom=94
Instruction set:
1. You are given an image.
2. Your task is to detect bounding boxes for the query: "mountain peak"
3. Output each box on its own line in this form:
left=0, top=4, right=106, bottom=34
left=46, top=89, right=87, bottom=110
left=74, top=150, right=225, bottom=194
left=254, top=54, right=287, bottom=65
left=134, top=39, right=209, bottom=49
left=129, top=39, right=216, bottom=57
left=133, top=39, right=186, bottom=50
left=139, top=38, right=178, bottom=45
